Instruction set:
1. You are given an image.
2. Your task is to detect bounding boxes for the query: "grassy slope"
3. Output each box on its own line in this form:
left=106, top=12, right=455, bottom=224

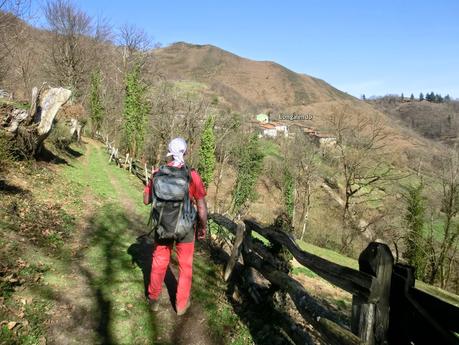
left=1, top=141, right=252, bottom=345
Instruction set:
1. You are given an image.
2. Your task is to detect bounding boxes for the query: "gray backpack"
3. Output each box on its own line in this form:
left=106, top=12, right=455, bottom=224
left=149, top=165, right=197, bottom=240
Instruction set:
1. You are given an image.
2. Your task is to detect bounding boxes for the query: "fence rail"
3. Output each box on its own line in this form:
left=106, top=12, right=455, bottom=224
left=209, top=214, right=459, bottom=345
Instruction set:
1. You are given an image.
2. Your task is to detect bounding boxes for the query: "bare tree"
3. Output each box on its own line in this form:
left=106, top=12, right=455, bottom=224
left=0, top=0, right=31, bottom=83
left=212, top=111, right=241, bottom=212
left=143, top=82, right=211, bottom=165
left=288, top=135, right=319, bottom=240
left=118, top=23, right=152, bottom=74
left=44, top=0, right=92, bottom=97
left=426, top=150, right=459, bottom=287
left=328, top=107, right=394, bottom=252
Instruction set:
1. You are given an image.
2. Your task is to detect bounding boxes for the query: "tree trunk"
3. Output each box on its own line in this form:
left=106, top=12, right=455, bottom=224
left=2, top=85, right=72, bottom=157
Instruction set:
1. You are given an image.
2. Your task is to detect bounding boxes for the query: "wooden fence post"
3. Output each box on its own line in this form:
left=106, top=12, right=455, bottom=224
left=224, top=221, right=246, bottom=281
left=144, top=163, right=148, bottom=183
left=109, top=147, right=114, bottom=162
left=351, top=242, right=393, bottom=345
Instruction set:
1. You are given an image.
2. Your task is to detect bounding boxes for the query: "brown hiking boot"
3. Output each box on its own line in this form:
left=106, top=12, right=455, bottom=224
left=176, top=300, right=191, bottom=316
left=148, top=298, right=160, bottom=312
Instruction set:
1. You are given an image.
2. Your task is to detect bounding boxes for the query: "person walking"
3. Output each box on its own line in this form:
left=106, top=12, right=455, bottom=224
left=143, top=137, right=208, bottom=316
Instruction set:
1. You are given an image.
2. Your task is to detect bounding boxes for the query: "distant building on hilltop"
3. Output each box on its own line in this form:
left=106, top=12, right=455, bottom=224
left=256, top=113, right=270, bottom=123
left=314, top=132, right=337, bottom=147
left=270, top=121, right=288, bottom=137
left=256, top=123, right=276, bottom=138
left=253, top=115, right=289, bottom=138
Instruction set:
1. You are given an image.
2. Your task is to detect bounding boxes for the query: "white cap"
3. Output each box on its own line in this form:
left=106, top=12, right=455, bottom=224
left=166, top=137, right=187, bottom=164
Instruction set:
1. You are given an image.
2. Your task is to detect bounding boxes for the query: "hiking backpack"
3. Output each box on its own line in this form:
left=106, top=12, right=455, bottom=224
left=149, top=165, right=197, bottom=241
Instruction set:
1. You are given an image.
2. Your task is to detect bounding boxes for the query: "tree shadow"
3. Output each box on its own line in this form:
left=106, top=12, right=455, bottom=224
left=0, top=179, right=28, bottom=194
left=78, top=204, right=157, bottom=344
left=64, top=145, right=83, bottom=158
left=35, top=145, right=68, bottom=165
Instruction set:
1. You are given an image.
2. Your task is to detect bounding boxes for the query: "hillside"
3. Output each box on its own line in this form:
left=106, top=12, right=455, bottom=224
left=368, top=98, right=459, bottom=146
left=0, top=16, right=447, bottom=162
left=152, top=42, right=352, bottom=112
left=151, top=42, right=451, bottom=172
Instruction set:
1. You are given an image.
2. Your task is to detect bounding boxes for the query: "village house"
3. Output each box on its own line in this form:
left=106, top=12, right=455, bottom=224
left=256, top=113, right=270, bottom=123
left=314, top=132, right=337, bottom=147
left=269, top=121, right=288, bottom=137
left=253, top=116, right=289, bottom=138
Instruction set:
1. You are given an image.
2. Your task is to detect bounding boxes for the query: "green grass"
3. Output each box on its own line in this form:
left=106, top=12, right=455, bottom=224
left=192, top=250, right=253, bottom=344
left=0, top=98, right=29, bottom=109
left=81, top=203, right=157, bottom=344
left=416, top=281, right=459, bottom=307
left=60, top=143, right=156, bottom=344
left=0, top=300, right=50, bottom=345
left=297, top=240, right=359, bottom=269
left=291, top=266, right=317, bottom=278
left=0, top=141, right=157, bottom=345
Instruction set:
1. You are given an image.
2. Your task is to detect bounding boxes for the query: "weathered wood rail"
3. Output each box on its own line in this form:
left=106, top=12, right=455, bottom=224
left=96, top=134, right=459, bottom=345
left=209, top=214, right=459, bottom=345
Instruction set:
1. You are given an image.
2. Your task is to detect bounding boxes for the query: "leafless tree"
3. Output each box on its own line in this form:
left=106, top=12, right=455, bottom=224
left=287, top=135, right=319, bottom=240
left=117, top=23, right=152, bottom=74
left=0, top=0, right=31, bottom=83
left=425, top=149, right=459, bottom=287
left=212, top=111, right=241, bottom=212
left=328, top=107, right=395, bottom=252
left=44, top=0, right=92, bottom=97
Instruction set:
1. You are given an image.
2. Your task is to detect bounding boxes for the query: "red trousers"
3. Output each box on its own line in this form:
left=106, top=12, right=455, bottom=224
left=147, top=241, right=195, bottom=310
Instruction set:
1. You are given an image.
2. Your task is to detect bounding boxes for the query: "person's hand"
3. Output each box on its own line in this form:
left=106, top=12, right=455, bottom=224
left=197, top=227, right=206, bottom=241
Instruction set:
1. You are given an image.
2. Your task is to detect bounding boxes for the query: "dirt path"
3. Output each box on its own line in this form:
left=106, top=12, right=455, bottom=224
left=45, top=139, right=214, bottom=345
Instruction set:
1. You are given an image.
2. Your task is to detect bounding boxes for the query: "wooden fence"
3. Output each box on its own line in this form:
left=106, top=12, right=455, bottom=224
left=101, top=135, right=153, bottom=185
left=208, top=214, right=459, bottom=345
left=98, top=134, right=459, bottom=345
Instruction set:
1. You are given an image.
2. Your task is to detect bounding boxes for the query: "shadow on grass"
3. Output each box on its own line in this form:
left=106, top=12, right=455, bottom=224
left=0, top=179, right=28, bottom=194
left=35, top=145, right=68, bottom=165
left=64, top=145, right=84, bottom=158
left=78, top=203, right=157, bottom=344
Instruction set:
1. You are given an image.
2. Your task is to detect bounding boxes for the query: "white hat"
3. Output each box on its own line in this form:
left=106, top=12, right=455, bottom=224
left=166, top=137, right=187, bottom=164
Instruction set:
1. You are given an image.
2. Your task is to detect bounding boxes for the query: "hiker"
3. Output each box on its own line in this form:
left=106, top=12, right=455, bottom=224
left=143, top=137, right=208, bottom=316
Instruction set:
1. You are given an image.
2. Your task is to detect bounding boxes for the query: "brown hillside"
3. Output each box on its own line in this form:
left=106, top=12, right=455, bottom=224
left=369, top=98, right=459, bottom=146
left=151, top=43, right=449, bottom=170
left=152, top=42, right=353, bottom=112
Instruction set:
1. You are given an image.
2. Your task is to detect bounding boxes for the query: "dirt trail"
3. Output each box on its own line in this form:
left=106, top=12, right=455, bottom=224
left=46, top=139, right=214, bottom=345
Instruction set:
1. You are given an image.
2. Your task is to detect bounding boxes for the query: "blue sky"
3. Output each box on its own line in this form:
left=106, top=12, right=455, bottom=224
left=30, top=0, right=459, bottom=98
